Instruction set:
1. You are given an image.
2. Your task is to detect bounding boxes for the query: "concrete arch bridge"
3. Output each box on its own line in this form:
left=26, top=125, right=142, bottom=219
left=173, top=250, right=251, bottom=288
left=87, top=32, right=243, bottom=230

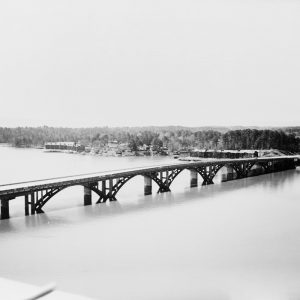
left=0, top=156, right=298, bottom=220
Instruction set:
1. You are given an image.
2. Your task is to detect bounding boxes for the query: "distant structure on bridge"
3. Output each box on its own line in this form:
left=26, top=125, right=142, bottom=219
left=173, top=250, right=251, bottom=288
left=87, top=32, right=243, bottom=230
left=189, top=149, right=256, bottom=159
left=188, top=149, right=291, bottom=159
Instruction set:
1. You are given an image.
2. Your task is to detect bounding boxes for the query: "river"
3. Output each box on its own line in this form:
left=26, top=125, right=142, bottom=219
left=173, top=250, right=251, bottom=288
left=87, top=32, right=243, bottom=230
left=0, top=144, right=300, bottom=300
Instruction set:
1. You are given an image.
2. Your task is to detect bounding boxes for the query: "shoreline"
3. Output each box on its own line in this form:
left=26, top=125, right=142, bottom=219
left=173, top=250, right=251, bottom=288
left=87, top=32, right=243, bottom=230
left=0, top=144, right=172, bottom=157
left=2, top=143, right=299, bottom=159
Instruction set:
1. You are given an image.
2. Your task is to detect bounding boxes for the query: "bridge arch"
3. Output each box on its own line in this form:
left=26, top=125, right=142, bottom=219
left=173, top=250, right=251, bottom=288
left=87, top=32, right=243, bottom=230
left=189, top=163, right=225, bottom=185
left=188, top=161, right=260, bottom=184
left=248, top=161, right=268, bottom=174
left=102, top=175, right=137, bottom=202
left=208, top=163, right=239, bottom=183
left=223, top=161, right=257, bottom=179
left=145, top=168, right=187, bottom=193
left=35, top=183, right=104, bottom=213
left=101, top=168, right=187, bottom=200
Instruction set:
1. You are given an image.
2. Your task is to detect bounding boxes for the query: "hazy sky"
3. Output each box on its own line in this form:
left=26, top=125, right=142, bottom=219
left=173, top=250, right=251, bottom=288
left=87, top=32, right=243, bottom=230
left=0, top=0, right=299, bottom=127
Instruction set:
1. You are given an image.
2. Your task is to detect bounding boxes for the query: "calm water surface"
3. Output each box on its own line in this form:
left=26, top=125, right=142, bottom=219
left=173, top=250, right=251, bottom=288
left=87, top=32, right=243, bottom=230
left=1, top=145, right=300, bottom=300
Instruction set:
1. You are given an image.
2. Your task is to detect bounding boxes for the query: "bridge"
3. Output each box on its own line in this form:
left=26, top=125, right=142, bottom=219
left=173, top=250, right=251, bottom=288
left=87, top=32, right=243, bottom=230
left=0, top=156, right=299, bottom=220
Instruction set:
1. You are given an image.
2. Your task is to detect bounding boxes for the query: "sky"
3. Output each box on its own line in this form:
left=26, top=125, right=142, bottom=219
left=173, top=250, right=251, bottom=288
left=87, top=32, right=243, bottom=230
left=0, top=0, right=299, bottom=128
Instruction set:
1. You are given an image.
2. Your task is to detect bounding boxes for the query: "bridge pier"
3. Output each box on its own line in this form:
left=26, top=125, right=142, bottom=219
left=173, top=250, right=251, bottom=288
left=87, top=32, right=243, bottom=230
left=109, top=179, right=116, bottom=201
left=190, top=170, right=198, bottom=187
left=30, top=193, right=35, bottom=215
left=144, top=176, right=152, bottom=195
left=23, top=193, right=36, bottom=216
left=84, top=186, right=92, bottom=206
left=242, top=163, right=248, bottom=177
left=226, top=165, right=234, bottom=180
left=25, top=194, right=29, bottom=216
left=30, top=192, right=35, bottom=214
left=290, top=159, right=297, bottom=169
left=0, top=198, right=10, bottom=220
left=102, top=180, right=106, bottom=200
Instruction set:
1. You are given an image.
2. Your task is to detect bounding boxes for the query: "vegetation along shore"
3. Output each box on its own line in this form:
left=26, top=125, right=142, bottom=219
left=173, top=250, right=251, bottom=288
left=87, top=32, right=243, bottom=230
left=0, top=126, right=299, bottom=157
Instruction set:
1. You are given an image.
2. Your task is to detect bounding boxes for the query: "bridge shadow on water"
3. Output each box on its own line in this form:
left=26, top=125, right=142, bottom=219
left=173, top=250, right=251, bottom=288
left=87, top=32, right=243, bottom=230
left=1, top=168, right=299, bottom=234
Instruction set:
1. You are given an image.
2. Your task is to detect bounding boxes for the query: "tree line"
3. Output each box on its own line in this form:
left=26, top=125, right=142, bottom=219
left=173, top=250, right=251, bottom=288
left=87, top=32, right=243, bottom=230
left=0, top=126, right=299, bottom=153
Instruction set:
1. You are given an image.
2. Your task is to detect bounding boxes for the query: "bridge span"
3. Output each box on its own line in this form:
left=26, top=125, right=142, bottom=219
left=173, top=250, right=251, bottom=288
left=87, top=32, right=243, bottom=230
left=0, top=156, right=299, bottom=220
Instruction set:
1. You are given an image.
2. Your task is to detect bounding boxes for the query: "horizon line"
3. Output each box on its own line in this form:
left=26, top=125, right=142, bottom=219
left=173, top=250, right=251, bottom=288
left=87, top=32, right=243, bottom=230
left=0, top=125, right=299, bottom=129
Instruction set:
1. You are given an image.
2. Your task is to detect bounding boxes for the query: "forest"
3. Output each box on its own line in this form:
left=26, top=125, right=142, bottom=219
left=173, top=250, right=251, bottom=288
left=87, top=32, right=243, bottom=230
left=0, top=126, right=299, bottom=153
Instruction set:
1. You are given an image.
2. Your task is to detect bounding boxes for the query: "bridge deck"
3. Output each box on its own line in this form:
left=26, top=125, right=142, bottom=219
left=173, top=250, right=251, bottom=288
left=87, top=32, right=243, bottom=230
left=0, top=156, right=298, bottom=198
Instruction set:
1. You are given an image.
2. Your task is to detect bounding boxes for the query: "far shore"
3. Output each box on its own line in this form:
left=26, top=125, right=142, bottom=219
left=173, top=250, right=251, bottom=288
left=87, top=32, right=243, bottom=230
left=1, top=143, right=298, bottom=160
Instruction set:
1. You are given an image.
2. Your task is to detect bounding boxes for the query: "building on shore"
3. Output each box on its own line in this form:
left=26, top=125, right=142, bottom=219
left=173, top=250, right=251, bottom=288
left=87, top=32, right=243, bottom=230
left=44, top=142, right=85, bottom=152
